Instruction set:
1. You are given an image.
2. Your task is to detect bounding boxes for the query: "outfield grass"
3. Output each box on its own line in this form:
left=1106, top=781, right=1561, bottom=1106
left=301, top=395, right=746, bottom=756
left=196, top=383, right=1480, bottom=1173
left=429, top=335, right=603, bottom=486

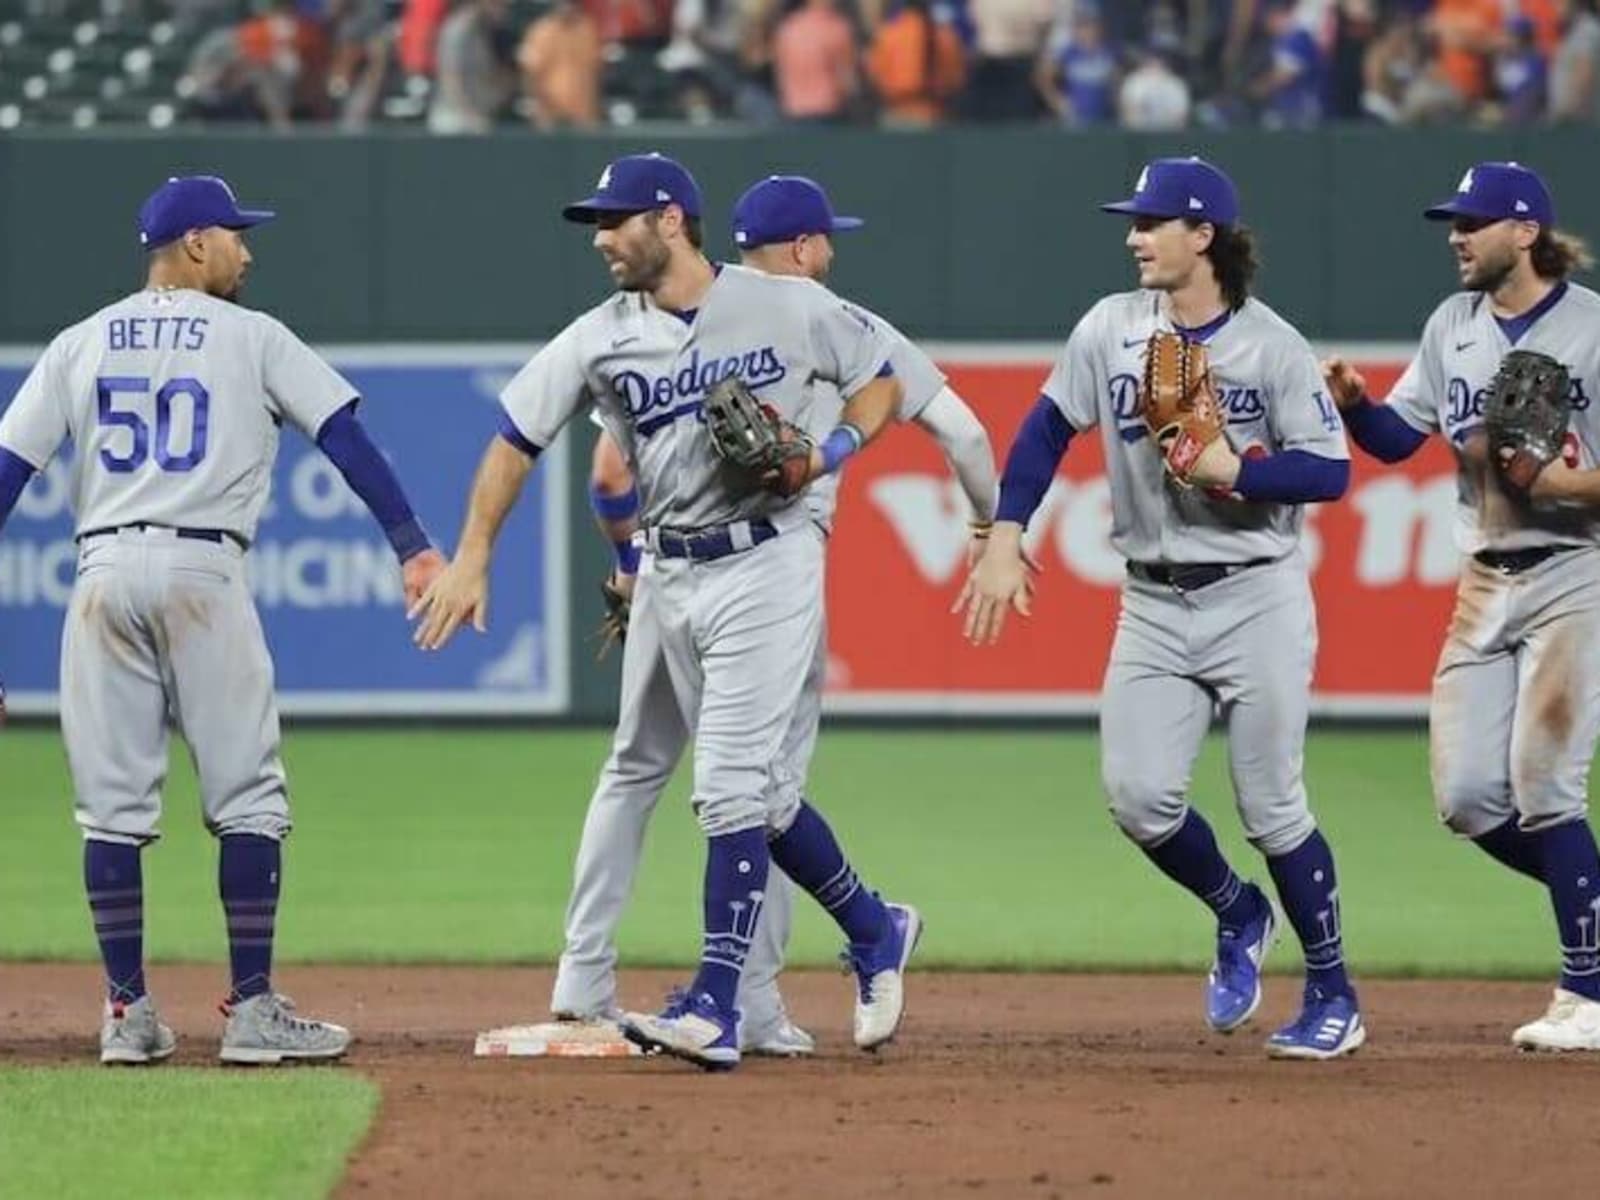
left=0, top=726, right=1561, bottom=976
left=0, top=1068, right=376, bottom=1199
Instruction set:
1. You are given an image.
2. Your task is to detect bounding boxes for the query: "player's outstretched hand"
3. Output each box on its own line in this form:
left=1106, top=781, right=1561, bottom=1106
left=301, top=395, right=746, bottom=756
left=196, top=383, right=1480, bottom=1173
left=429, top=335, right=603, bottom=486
left=408, top=554, right=489, bottom=651
left=1321, top=358, right=1366, bottom=411
left=402, top=548, right=447, bottom=612
left=954, top=523, right=1034, bottom=645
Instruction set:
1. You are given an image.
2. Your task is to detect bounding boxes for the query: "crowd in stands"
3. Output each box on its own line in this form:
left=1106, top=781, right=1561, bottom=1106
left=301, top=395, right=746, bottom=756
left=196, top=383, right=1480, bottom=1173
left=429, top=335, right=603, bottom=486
left=7, top=0, right=1600, bottom=129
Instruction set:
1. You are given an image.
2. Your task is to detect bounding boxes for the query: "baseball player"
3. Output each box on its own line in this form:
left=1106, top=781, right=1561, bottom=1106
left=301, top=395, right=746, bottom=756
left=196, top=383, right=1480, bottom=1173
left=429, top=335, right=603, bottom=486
left=0, top=175, right=444, bottom=1064
left=410, top=154, right=923, bottom=1070
left=1325, top=162, right=1600, bottom=1051
left=958, top=157, right=1366, bottom=1060
left=551, top=174, right=998, bottom=1056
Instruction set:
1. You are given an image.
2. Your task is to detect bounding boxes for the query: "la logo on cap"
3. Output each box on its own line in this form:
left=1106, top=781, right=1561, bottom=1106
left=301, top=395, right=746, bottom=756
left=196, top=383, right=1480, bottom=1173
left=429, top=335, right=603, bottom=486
left=1458, top=169, right=1474, bottom=194
left=1135, top=167, right=1150, bottom=193
left=597, top=165, right=612, bottom=190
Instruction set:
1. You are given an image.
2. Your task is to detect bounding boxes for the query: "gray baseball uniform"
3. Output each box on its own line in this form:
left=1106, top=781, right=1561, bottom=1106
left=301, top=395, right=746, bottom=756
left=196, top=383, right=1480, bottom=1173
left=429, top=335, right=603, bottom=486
left=550, top=307, right=953, bottom=1023
left=1043, top=290, right=1348, bottom=855
left=0, top=288, right=356, bottom=843
left=1383, top=282, right=1600, bottom=837
left=501, top=266, right=893, bottom=871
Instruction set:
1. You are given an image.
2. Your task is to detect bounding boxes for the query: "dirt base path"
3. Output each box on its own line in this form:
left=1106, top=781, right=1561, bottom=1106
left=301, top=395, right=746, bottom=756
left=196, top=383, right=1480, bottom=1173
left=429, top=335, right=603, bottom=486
left=3, top=964, right=1596, bottom=1199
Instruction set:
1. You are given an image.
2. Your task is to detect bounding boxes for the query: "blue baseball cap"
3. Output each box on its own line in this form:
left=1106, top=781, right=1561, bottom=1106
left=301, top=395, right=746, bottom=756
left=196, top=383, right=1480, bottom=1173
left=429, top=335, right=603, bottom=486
left=731, top=176, right=864, bottom=249
left=138, top=175, right=275, bottom=249
left=1100, top=157, right=1240, bottom=226
left=1424, top=161, right=1554, bottom=225
left=562, top=153, right=703, bottom=224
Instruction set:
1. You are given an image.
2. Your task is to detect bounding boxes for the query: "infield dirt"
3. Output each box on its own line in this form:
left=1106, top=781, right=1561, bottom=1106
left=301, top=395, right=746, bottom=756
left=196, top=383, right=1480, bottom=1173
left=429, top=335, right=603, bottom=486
left=3, top=964, right=1595, bottom=1199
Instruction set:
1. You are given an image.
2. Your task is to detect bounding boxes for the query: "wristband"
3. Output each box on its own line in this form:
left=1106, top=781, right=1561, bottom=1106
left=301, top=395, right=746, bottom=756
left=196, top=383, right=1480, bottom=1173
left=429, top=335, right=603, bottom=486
left=819, top=423, right=865, bottom=475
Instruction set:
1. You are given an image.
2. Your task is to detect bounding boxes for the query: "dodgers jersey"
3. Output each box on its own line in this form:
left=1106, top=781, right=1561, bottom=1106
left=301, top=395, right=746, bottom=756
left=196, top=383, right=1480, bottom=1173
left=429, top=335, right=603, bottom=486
left=802, top=308, right=944, bottom=531
left=1045, top=290, right=1349, bottom=564
left=1385, top=281, right=1600, bottom=554
left=0, top=288, right=355, bottom=541
left=501, top=264, right=895, bottom=529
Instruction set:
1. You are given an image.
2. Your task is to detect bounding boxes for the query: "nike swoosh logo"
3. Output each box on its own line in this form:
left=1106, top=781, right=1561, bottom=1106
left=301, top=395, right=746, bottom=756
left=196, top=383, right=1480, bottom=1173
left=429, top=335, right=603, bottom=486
left=611, top=335, right=639, bottom=349
left=1455, top=341, right=1475, bottom=352
left=1123, top=337, right=1146, bottom=349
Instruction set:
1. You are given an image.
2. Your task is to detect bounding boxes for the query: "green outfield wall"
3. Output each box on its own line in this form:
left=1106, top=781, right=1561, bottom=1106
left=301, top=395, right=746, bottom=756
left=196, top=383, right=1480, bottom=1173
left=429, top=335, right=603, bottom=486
left=2, top=127, right=1596, bottom=345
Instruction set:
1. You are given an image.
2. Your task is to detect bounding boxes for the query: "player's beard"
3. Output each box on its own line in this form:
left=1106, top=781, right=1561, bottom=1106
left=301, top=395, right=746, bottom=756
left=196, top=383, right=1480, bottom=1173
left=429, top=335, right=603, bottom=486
left=1462, top=244, right=1516, bottom=293
left=612, top=235, right=671, bottom=293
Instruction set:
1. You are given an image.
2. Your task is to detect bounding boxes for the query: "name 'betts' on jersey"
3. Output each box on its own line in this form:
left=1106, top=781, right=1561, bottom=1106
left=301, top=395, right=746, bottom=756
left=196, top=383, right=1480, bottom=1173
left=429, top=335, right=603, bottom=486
left=500, top=264, right=894, bottom=531
left=1043, top=290, right=1349, bottom=564
left=1385, top=281, right=1600, bottom=554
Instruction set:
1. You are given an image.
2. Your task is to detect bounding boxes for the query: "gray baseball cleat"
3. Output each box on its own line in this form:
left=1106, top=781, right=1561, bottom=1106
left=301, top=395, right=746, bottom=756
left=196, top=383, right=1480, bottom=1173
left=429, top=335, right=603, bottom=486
left=219, top=993, right=351, bottom=1065
left=739, top=1000, right=816, bottom=1057
left=100, top=995, right=177, bottom=1065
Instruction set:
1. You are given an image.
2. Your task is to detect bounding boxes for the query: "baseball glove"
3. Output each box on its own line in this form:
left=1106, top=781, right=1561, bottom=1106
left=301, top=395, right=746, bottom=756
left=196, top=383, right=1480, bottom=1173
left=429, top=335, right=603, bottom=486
left=593, top=575, right=631, bottom=661
left=703, top=376, right=816, bottom=497
left=1139, top=331, right=1226, bottom=484
left=1484, top=349, right=1572, bottom=493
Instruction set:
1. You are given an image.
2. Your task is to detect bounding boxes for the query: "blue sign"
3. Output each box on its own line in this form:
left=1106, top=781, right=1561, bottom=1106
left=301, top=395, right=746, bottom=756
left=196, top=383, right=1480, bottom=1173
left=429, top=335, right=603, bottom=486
left=0, top=347, right=568, bottom=716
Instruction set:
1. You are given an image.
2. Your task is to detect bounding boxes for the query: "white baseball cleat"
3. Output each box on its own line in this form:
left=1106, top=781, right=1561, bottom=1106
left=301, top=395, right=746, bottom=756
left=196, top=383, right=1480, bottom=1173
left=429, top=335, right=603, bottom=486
left=1512, top=989, right=1600, bottom=1052
left=845, top=902, right=923, bottom=1051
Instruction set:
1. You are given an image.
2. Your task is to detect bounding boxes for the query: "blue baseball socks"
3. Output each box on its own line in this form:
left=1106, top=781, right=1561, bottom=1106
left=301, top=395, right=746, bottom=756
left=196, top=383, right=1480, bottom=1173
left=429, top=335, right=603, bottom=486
left=220, top=834, right=281, bottom=1003
left=768, top=802, right=889, bottom=945
left=85, top=840, right=146, bottom=1005
left=1143, top=809, right=1265, bottom=929
left=690, top=828, right=771, bottom=1013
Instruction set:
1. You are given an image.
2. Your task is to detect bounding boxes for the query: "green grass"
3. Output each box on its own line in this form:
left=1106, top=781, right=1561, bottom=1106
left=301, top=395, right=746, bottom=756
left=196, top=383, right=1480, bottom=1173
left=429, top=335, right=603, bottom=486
left=0, top=1068, right=376, bottom=1200
left=0, top=726, right=1560, bottom=976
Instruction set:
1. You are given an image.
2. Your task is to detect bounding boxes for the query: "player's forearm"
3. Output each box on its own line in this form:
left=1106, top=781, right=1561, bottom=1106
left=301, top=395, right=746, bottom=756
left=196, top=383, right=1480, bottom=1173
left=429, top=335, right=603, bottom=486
left=1344, top=395, right=1428, bottom=463
left=838, top=374, right=901, bottom=445
left=1232, top=449, right=1350, bottom=504
left=1534, top=466, right=1600, bottom=506
left=914, top=387, right=998, bottom=522
left=816, top=374, right=902, bottom=476
left=995, top=395, right=1075, bottom=527
left=589, top=481, right=642, bottom=574
left=457, top=436, right=537, bottom=566
left=0, top=444, right=37, bottom=535
left=315, top=404, right=432, bottom=563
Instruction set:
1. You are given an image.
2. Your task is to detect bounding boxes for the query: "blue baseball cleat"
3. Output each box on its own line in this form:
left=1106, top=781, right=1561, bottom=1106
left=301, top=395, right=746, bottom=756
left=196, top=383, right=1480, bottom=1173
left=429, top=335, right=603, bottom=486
left=620, top=989, right=740, bottom=1071
left=1206, top=884, right=1278, bottom=1033
left=1266, top=985, right=1366, bottom=1060
left=845, top=901, right=923, bottom=1051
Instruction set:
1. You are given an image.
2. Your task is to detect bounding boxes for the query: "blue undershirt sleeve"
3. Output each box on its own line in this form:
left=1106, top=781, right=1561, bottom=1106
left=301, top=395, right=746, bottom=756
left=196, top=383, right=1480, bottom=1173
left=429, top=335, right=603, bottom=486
left=0, top=445, right=37, bottom=536
left=1232, top=449, right=1350, bottom=504
left=1343, top=395, right=1428, bottom=464
left=995, top=395, right=1076, bottom=526
left=315, top=402, right=432, bottom=562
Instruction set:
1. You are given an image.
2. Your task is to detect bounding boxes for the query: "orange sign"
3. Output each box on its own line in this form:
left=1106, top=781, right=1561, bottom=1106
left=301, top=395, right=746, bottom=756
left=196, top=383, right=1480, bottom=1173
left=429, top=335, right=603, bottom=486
left=824, top=353, right=1456, bottom=715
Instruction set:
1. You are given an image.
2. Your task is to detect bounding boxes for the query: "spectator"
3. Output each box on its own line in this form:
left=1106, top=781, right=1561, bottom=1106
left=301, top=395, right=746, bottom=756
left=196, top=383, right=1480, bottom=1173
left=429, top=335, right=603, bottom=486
left=182, top=24, right=293, bottom=127
left=1118, top=45, right=1190, bottom=129
left=1361, top=7, right=1427, bottom=122
left=963, top=0, right=1056, bottom=121
left=659, top=0, right=776, bottom=120
left=771, top=0, right=860, bottom=122
left=327, top=0, right=397, bottom=129
left=585, top=0, right=675, bottom=48
left=428, top=0, right=515, bottom=134
left=1036, top=4, right=1119, bottom=126
left=400, top=0, right=451, bottom=75
left=1494, top=15, right=1548, bottom=123
left=1550, top=0, right=1600, bottom=121
left=518, top=0, right=603, bottom=127
left=1250, top=0, right=1324, bottom=127
left=866, top=0, right=967, bottom=124
left=1429, top=0, right=1503, bottom=105
left=1326, top=0, right=1381, bottom=121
